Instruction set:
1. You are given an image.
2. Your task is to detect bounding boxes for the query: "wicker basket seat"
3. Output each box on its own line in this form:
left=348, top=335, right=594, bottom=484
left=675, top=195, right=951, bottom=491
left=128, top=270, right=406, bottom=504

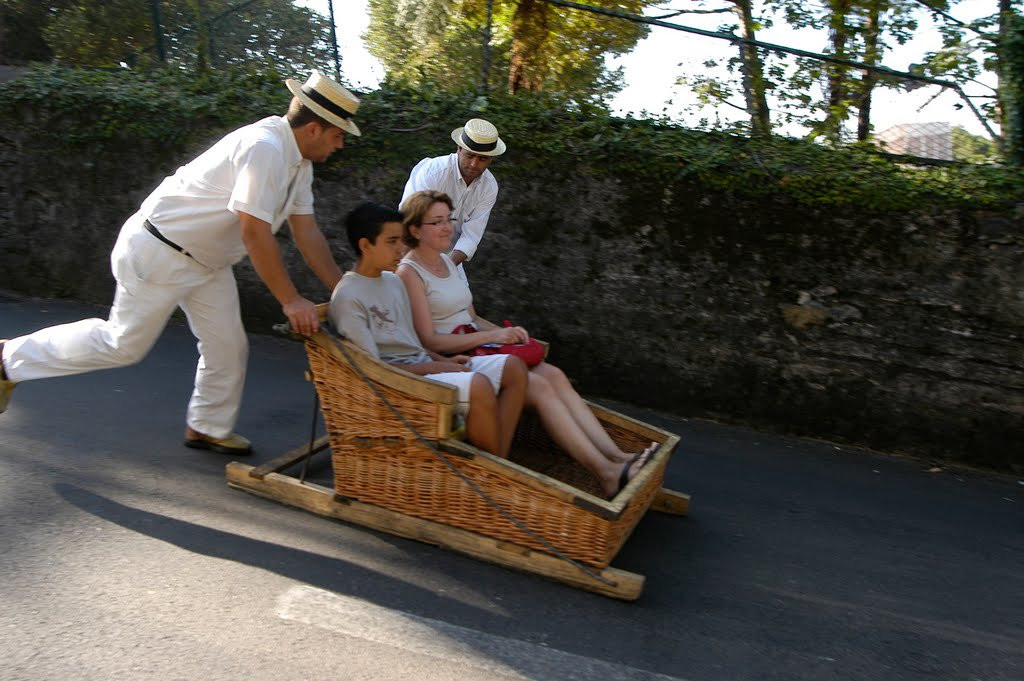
left=304, top=326, right=680, bottom=569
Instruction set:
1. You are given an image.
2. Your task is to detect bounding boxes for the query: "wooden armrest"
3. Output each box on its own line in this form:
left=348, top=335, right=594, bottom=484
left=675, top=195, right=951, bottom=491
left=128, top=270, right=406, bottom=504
left=309, top=330, right=457, bottom=405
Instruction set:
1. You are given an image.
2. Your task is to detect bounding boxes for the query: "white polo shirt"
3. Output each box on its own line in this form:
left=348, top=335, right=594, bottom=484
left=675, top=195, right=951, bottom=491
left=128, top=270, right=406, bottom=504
left=140, top=116, right=314, bottom=269
left=400, top=153, right=498, bottom=261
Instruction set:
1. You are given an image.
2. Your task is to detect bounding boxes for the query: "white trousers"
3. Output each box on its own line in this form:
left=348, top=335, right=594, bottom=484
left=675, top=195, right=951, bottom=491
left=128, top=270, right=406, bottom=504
left=2, top=214, right=248, bottom=438
left=425, top=354, right=509, bottom=416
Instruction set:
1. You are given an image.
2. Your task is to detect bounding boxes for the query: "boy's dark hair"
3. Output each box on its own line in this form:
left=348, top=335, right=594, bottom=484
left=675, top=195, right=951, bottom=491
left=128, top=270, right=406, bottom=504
left=344, top=202, right=404, bottom=254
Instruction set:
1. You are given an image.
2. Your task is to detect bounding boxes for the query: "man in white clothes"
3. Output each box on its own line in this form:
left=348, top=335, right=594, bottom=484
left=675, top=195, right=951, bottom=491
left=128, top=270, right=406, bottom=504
left=399, top=118, right=506, bottom=267
left=0, top=71, right=361, bottom=455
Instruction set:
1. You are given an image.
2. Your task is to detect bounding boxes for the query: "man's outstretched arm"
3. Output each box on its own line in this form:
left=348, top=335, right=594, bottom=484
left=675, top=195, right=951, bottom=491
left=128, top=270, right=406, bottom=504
left=240, top=210, right=319, bottom=335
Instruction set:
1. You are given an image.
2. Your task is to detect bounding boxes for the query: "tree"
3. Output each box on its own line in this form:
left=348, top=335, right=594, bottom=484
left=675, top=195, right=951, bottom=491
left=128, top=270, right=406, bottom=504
left=26, top=0, right=334, bottom=74
left=365, top=0, right=655, bottom=102
left=856, top=0, right=882, bottom=141
left=918, top=0, right=1023, bottom=164
left=769, top=0, right=919, bottom=144
left=996, top=0, right=1023, bottom=163
left=0, top=1, right=74, bottom=63
left=42, top=0, right=154, bottom=67
left=186, top=0, right=212, bottom=71
left=951, top=124, right=998, bottom=160
left=732, top=0, right=772, bottom=135
left=675, top=1, right=923, bottom=139
left=674, top=1, right=773, bottom=135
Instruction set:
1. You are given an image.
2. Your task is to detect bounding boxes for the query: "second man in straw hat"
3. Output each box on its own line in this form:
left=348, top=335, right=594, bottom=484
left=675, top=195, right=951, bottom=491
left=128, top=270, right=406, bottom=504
left=399, top=118, right=506, bottom=268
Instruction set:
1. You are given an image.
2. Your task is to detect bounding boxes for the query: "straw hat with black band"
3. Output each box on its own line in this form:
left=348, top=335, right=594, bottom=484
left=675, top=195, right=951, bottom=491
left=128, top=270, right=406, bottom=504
left=451, top=119, right=506, bottom=156
left=285, top=71, right=361, bottom=137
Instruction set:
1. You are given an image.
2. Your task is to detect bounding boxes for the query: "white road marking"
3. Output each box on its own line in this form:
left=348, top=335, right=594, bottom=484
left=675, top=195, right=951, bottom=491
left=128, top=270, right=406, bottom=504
left=277, top=585, right=685, bottom=681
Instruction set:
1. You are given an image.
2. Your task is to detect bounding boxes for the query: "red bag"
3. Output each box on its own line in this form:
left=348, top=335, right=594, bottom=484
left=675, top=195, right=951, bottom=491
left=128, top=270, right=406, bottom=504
left=452, top=320, right=546, bottom=367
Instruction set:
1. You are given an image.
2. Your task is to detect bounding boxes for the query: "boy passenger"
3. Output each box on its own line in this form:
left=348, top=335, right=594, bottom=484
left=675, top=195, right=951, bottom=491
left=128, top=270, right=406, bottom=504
left=328, top=203, right=527, bottom=457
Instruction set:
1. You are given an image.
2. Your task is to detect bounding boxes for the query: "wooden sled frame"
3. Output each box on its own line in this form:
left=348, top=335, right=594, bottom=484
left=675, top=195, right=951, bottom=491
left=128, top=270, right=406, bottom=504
left=227, top=449, right=688, bottom=600
left=227, top=311, right=690, bottom=600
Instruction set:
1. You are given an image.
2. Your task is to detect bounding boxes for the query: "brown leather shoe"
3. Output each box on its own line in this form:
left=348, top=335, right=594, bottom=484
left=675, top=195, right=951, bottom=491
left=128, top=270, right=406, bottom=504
left=184, top=425, right=252, bottom=455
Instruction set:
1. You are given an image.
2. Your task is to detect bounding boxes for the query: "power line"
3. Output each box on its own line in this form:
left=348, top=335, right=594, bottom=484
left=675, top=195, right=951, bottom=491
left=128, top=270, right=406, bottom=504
left=538, top=0, right=1000, bottom=142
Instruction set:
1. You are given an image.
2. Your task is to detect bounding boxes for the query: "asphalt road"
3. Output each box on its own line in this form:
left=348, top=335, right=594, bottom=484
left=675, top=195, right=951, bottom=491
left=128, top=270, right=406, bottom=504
left=1, top=293, right=1021, bottom=681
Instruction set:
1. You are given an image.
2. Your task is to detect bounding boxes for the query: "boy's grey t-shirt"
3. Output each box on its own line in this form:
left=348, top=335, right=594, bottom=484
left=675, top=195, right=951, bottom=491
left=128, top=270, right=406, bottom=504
left=328, top=270, right=432, bottom=365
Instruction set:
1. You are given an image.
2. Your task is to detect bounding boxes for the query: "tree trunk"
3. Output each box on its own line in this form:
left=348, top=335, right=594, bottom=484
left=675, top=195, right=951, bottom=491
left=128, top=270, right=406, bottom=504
left=480, top=0, right=494, bottom=95
left=508, top=0, right=549, bottom=93
left=188, top=0, right=211, bottom=72
left=328, top=0, right=342, bottom=82
left=997, top=0, right=1024, bottom=165
left=857, top=1, right=882, bottom=141
left=150, top=0, right=166, bottom=63
left=732, top=0, right=771, bottom=136
left=823, top=0, right=852, bottom=144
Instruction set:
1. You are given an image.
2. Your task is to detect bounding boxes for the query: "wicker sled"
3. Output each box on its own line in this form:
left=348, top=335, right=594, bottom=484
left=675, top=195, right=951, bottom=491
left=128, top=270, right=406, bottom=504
left=227, top=311, right=689, bottom=600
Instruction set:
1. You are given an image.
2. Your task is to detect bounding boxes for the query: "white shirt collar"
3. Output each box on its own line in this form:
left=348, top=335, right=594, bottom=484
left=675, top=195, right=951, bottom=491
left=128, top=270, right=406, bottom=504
left=274, top=116, right=304, bottom=169
left=447, top=152, right=471, bottom=188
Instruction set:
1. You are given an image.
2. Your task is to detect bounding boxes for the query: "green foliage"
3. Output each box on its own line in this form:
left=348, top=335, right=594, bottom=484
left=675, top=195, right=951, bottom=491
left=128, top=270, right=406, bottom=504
left=771, top=0, right=921, bottom=141
left=921, top=3, right=1024, bottom=155
left=351, top=78, right=1023, bottom=211
left=8, top=0, right=333, bottom=74
left=158, top=0, right=335, bottom=73
left=952, top=125, right=998, bottom=162
left=43, top=0, right=152, bottom=68
left=999, top=7, right=1024, bottom=164
left=1, top=66, right=1020, bottom=211
left=365, top=0, right=653, bottom=102
left=680, top=1, right=925, bottom=140
left=0, top=0, right=72, bottom=63
left=0, top=64, right=290, bottom=150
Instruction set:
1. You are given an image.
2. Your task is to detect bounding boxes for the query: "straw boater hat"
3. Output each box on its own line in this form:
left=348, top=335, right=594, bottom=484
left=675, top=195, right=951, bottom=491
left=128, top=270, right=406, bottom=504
left=285, top=71, right=361, bottom=136
left=451, top=118, right=506, bottom=156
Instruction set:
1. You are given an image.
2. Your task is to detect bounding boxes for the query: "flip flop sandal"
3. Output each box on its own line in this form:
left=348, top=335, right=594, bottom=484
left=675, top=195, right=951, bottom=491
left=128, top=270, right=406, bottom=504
left=615, top=446, right=656, bottom=496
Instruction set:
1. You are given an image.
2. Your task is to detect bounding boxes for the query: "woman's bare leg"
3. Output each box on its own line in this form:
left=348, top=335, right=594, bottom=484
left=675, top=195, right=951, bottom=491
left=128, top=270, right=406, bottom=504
left=494, top=356, right=528, bottom=458
left=525, top=371, right=639, bottom=495
left=465, top=374, right=500, bottom=455
left=531, top=362, right=654, bottom=463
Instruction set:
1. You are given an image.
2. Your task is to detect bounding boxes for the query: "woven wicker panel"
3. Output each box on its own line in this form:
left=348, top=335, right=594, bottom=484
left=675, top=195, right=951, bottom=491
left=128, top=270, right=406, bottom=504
left=332, top=436, right=666, bottom=568
left=306, top=339, right=445, bottom=440
left=308, top=334, right=668, bottom=567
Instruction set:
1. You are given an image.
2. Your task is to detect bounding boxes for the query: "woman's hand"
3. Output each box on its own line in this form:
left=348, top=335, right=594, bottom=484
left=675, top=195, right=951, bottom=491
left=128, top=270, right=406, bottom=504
left=488, top=326, right=529, bottom=344
left=450, top=354, right=472, bottom=365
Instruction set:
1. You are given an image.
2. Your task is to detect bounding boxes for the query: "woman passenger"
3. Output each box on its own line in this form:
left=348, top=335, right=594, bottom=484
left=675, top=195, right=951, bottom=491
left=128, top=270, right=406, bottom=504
left=396, top=190, right=655, bottom=498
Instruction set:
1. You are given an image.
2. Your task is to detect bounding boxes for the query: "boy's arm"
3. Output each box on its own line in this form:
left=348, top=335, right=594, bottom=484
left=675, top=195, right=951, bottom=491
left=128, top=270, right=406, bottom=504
left=426, top=349, right=469, bottom=363
left=392, top=359, right=469, bottom=375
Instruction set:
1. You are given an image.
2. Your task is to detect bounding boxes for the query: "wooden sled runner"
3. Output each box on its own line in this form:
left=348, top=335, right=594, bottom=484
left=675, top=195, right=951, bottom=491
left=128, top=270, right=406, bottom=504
left=227, top=311, right=690, bottom=601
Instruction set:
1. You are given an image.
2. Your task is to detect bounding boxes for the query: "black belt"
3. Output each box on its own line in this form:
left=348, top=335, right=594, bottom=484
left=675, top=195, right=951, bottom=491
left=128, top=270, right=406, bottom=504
left=143, top=219, right=193, bottom=259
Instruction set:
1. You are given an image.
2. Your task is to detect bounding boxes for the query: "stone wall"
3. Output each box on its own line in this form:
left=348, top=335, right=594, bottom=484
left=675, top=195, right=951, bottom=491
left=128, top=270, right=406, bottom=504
left=1, top=118, right=1021, bottom=472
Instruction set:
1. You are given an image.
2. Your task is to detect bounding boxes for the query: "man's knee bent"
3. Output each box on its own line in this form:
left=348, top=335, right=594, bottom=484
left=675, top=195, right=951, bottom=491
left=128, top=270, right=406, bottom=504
left=100, top=324, right=162, bottom=366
